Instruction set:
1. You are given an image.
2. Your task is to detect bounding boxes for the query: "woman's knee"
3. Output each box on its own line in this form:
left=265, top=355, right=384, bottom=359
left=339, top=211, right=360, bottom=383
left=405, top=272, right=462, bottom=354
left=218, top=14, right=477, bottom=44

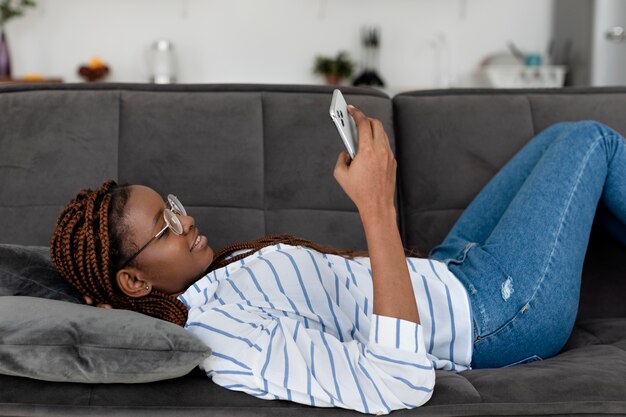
left=568, top=120, right=621, bottom=139
left=553, top=120, right=625, bottom=162
left=540, top=121, right=578, bottom=136
left=542, top=120, right=617, bottom=139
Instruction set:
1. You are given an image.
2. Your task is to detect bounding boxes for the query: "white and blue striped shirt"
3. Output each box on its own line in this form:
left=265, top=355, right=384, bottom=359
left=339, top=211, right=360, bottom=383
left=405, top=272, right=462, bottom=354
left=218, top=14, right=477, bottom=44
left=179, top=243, right=473, bottom=415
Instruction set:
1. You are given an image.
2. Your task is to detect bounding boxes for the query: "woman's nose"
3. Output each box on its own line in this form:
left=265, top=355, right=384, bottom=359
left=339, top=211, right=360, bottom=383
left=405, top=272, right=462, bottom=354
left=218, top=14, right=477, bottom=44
left=179, top=213, right=195, bottom=233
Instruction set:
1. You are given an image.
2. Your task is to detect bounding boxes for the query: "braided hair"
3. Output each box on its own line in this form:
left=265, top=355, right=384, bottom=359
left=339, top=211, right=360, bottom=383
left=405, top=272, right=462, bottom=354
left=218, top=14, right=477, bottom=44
left=51, top=180, right=422, bottom=326
left=50, top=180, right=189, bottom=325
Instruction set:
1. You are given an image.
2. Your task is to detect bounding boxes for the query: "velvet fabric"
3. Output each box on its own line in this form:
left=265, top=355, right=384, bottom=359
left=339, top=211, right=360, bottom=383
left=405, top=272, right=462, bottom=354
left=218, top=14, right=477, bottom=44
left=0, top=318, right=623, bottom=415
left=0, top=244, right=81, bottom=302
left=0, top=296, right=211, bottom=383
left=0, top=84, right=625, bottom=416
left=394, top=89, right=626, bottom=320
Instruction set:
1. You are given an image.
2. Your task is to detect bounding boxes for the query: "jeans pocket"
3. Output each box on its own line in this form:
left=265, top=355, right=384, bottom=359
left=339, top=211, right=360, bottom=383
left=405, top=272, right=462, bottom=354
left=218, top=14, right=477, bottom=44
left=501, top=354, right=543, bottom=368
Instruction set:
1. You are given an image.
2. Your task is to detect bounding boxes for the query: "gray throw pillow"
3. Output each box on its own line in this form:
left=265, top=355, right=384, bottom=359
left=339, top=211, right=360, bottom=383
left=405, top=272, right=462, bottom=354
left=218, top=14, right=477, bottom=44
left=0, top=296, right=211, bottom=383
left=0, top=244, right=82, bottom=303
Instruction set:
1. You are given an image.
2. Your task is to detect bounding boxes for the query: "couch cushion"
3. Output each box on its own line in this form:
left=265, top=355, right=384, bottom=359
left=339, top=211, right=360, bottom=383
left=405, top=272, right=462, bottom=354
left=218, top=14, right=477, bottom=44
left=393, top=88, right=626, bottom=320
left=0, top=296, right=211, bottom=383
left=462, top=318, right=626, bottom=404
left=116, top=86, right=391, bottom=252
left=0, top=243, right=212, bottom=384
left=1, top=83, right=625, bottom=417
left=393, top=91, right=536, bottom=253
left=0, top=244, right=81, bottom=303
left=0, top=90, right=119, bottom=246
left=0, top=317, right=623, bottom=416
left=529, top=91, right=626, bottom=133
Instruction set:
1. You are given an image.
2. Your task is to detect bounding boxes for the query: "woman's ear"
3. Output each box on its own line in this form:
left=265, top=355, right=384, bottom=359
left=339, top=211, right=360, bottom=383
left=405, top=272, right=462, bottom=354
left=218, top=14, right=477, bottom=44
left=115, top=269, right=152, bottom=298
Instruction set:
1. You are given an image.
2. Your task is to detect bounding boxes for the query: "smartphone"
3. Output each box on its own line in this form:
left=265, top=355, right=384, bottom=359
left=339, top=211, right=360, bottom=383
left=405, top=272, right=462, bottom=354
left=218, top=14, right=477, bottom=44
left=329, top=89, right=358, bottom=159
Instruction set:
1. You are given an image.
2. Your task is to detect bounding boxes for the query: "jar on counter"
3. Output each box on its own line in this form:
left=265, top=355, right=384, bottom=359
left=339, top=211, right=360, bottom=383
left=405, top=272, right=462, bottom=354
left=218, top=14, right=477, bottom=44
left=150, top=40, right=176, bottom=84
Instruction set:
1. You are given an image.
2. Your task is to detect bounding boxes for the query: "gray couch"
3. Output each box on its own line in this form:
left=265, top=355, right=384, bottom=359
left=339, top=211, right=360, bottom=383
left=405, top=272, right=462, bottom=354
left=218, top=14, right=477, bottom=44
left=0, top=83, right=625, bottom=416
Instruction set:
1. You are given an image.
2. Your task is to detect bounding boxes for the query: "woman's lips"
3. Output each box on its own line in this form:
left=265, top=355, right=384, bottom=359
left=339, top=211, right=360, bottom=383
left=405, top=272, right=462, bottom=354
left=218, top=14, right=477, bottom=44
left=192, top=234, right=207, bottom=252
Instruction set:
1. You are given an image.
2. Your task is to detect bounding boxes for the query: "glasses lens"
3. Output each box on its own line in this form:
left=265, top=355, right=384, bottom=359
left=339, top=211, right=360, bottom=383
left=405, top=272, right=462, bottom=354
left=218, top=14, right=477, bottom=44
left=164, top=209, right=184, bottom=235
left=167, top=194, right=186, bottom=216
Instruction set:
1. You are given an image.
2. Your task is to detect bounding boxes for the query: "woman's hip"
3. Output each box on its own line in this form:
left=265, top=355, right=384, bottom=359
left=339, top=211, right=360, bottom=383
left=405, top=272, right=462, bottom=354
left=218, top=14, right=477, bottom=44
left=432, top=243, right=578, bottom=368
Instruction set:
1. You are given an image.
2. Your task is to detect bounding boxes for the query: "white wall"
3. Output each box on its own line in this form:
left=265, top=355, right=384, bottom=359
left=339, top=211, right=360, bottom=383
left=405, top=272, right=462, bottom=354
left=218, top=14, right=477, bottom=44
left=5, top=0, right=554, bottom=92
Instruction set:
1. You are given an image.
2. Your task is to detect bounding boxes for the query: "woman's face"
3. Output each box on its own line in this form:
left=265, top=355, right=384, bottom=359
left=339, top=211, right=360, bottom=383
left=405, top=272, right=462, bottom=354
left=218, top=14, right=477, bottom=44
left=120, top=185, right=214, bottom=295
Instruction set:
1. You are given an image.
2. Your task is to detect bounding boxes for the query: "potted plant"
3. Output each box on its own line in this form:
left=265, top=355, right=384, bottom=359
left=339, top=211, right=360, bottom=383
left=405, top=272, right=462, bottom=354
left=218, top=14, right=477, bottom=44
left=313, top=52, right=354, bottom=85
left=0, top=0, right=37, bottom=79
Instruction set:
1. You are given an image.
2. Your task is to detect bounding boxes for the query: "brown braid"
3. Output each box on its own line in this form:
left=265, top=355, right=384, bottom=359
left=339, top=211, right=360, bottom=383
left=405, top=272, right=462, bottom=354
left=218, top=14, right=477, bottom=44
left=207, top=234, right=422, bottom=273
left=51, top=180, right=188, bottom=326
left=51, top=180, right=422, bottom=327
left=207, top=235, right=338, bottom=271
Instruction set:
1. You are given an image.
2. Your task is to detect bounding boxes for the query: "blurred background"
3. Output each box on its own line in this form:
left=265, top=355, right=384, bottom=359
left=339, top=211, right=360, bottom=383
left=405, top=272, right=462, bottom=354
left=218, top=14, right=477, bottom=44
left=1, top=0, right=624, bottom=95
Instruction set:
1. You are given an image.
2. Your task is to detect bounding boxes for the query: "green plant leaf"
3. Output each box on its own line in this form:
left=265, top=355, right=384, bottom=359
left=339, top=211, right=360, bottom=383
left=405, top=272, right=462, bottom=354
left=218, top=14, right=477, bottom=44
left=0, top=0, right=36, bottom=26
left=312, top=51, right=354, bottom=78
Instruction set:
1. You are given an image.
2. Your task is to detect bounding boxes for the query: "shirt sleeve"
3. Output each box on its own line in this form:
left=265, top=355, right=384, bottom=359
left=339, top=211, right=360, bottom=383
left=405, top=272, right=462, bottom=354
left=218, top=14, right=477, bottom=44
left=187, top=304, right=435, bottom=415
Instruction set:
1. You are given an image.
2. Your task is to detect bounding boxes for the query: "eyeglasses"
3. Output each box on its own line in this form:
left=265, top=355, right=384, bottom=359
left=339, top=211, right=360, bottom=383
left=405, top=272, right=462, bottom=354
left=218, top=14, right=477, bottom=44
left=119, top=194, right=187, bottom=269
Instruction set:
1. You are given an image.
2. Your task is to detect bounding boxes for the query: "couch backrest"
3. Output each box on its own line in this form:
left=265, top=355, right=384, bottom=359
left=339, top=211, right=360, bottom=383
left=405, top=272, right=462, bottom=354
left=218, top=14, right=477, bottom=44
left=394, top=87, right=626, bottom=319
left=0, top=84, right=392, bottom=251
left=2, top=84, right=625, bottom=319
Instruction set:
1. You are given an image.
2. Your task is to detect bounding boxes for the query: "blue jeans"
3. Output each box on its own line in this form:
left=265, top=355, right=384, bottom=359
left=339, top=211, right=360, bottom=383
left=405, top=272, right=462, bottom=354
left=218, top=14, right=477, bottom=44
left=429, top=121, right=626, bottom=369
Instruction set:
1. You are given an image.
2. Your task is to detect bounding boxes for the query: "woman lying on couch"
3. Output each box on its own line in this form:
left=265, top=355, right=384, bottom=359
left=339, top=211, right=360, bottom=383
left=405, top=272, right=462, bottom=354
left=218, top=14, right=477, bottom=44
left=50, top=105, right=626, bottom=415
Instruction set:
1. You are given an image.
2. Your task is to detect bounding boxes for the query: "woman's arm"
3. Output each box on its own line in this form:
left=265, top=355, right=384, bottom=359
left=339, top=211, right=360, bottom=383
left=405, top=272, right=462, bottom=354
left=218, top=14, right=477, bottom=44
left=333, top=106, right=420, bottom=324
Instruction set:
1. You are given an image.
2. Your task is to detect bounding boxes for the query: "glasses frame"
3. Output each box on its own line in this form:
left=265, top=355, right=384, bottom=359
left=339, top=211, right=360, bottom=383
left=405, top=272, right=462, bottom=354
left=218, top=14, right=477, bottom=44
left=118, top=194, right=186, bottom=269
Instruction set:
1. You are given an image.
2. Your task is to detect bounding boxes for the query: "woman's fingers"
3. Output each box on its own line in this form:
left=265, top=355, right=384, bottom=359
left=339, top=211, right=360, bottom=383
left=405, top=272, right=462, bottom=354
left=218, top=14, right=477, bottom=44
left=348, top=105, right=392, bottom=152
left=332, top=105, right=397, bottom=213
left=370, top=117, right=392, bottom=151
left=83, top=294, right=113, bottom=309
left=347, top=105, right=374, bottom=147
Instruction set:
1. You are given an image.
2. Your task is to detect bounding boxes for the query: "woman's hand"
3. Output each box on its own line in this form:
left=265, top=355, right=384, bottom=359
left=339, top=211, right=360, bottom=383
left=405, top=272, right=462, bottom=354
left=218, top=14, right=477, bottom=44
left=333, top=106, right=419, bottom=324
left=333, top=105, right=397, bottom=217
left=83, top=295, right=113, bottom=309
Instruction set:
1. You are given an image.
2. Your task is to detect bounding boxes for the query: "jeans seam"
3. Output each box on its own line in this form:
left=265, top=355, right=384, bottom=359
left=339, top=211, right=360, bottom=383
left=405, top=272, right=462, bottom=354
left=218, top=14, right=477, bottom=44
left=529, top=133, right=603, bottom=309
left=436, top=244, right=468, bottom=266
left=449, top=242, right=475, bottom=265
left=474, top=299, right=528, bottom=342
left=604, top=132, right=620, bottom=171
